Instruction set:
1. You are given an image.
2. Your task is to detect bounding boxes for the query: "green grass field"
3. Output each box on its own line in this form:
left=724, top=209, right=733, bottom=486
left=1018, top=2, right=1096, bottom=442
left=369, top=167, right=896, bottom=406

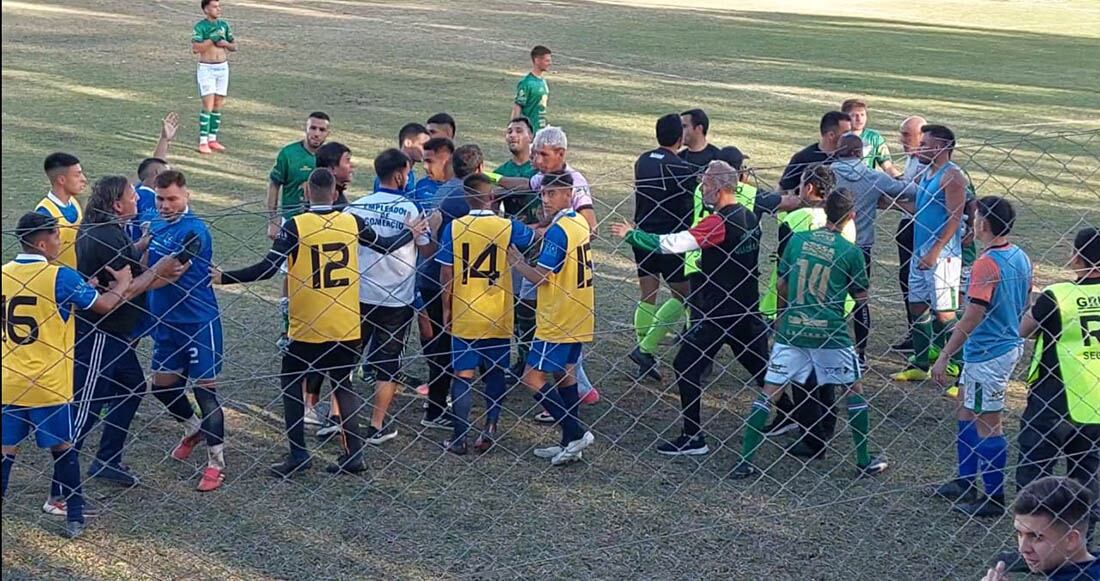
left=3, top=1, right=1099, bottom=579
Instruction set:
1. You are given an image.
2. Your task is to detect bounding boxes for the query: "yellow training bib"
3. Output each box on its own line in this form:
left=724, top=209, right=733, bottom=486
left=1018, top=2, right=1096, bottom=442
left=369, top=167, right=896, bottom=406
left=2, top=261, right=76, bottom=406
left=285, top=212, right=361, bottom=343
left=449, top=214, right=514, bottom=340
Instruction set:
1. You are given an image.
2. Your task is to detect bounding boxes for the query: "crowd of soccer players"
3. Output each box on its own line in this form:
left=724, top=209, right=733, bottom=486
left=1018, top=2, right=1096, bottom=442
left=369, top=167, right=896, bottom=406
left=1, top=6, right=1097, bottom=577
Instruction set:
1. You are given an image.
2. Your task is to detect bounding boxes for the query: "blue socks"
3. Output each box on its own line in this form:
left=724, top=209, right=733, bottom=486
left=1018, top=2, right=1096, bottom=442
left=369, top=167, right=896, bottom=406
left=534, top=385, right=583, bottom=443
left=976, top=435, right=1007, bottom=498
left=193, top=386, right=224, bottom=446
left=2, top=454, right=13, bottom=498
left=956, top=420, right=979, bottom=483
left=483, top=367, right=506, bottom=427
left=559, top=383, right=583, bottom=441
left=451, top=375, right=474, bottom=442
left=51, top=448, right=84, bottom=523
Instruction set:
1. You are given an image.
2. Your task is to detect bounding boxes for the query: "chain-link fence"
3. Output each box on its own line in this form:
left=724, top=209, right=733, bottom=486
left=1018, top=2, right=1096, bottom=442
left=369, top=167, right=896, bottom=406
left=2, top=129, right=1098, bottom=579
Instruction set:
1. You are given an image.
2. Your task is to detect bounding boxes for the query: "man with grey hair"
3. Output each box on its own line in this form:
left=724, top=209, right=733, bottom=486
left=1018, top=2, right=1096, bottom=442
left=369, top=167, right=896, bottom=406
left=831, top=132, right=916, bottom=366
left=611, top=160, right=768, bottom=455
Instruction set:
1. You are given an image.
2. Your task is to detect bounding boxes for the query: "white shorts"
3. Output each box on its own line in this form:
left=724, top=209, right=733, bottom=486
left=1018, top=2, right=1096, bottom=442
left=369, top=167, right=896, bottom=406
left=197, top=62, right=229, bottom=97
left=908, top=255, right=961, bottom=311
left=764, top=343, right=862, bottom=386
left=961, top=345, right=1022, bottom=414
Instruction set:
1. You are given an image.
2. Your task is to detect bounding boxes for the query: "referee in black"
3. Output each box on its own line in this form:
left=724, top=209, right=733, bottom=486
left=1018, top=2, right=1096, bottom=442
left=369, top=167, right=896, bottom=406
left=67, top=176, right=187, bottom=491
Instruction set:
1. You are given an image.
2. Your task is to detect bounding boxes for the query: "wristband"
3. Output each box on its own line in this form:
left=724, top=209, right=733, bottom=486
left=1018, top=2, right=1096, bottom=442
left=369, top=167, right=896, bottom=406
left=484, top=171, right=502, bottom=184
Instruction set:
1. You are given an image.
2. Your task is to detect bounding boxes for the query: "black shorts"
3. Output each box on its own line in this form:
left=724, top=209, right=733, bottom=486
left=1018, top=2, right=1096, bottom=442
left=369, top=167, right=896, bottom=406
left=282, top=340, right=359, bottom=383
left=360, top=303, right=413, bottom=381
left=633, top=248, right=687, bottom=283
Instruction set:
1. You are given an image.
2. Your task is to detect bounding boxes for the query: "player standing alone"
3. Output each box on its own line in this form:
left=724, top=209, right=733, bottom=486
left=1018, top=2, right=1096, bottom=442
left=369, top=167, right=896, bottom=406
left=511, top=46, right=552, bottom=130
left=192, top=0, right=237, bottom=154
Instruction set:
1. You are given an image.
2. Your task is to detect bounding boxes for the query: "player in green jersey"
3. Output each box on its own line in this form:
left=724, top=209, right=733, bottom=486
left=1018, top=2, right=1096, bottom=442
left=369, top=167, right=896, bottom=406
left=192, top=0, right=237, bottom=154
left=511, top=46, right=551, bottom=130
left=842, top=99, right=899, bottom=178
left=731, top=189, right=888, bottom=480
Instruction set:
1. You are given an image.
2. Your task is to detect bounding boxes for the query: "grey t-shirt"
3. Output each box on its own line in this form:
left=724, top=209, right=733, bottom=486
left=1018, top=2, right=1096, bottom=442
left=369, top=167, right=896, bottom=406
left=831, top=157, right=916, bottom=249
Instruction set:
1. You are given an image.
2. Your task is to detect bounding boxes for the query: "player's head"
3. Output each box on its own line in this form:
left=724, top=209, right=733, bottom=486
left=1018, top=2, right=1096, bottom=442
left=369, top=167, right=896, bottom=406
left=398, top=122, right=431, bottom=163
left=137, top=157, right=170, bottom=186
left=716, top=146, right=749, bottom=183
left=452, top=144, right=484, bottom=180
left=819, top=111, right=852, bottom=151
left=531, top=45, right=552, bottom=73
left=532, top=126, right=568, bottom=173
left=680, top=109, right=709, bottom=149
left=374, top=148, right=412, bottom=190
left=426, top=113, right=456, bottom=140
left=799, top=164, right=835, bottom=204
left=975, top=196, right=1015, bottom=241
left=840, top=99, right=868, bottom=132
left=316, top=142, right=354, bottom=187
left=153, top=169, right=190, bottom=220
left=305, top=112, right=331, bottom=150
left=202, top=0, right=220, bottom=19
left=700, top=160, right=737, bottom=210
left=656, top=113, right=683, bottom=149
left=423, top=137, right=455, bottom=182
left=825, top=188, right=856, bottom=230
left=539, top=171, right=574, bottom=215
left=86, top=175, right=138, bottom=224
left=918, top=124, right=956, bottom=164
left=506, top=117, right=534, bottom=156
left=836, top=132, right=864, bottom=160
left=899, top=116, right=926, bottom=154
left=44, top=152, right=87, bottom=197
left=16, top=212, right=60, bottom=259
left=305, top=168, right=338, bottom=206
left=1012, top=476, right=1094, bottom=574
left=1071, top=227, right=1100, bottom=275
left=462, top=173, right=495, bottom=210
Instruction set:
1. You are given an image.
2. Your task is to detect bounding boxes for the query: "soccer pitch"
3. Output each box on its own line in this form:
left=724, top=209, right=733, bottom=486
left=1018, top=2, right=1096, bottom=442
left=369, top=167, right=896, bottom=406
left=2, top=0, right=1099, bottom=579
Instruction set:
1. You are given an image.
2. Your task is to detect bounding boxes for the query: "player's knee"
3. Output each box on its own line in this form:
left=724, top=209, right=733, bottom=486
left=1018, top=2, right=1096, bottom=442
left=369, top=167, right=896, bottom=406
left=975, top=412, right=1004, bottom=437
left=1, top=446, right=19, bottom=456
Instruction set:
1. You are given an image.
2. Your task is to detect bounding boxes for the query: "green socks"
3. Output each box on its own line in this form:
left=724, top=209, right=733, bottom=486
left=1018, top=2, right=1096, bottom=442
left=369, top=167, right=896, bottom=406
left=209, top=111, right=222, bottom=141
left=199, top=110, right=211, bottom=143
left=846, top=394, right=871, bottom=467
left=639, top=298, right=685, bottom=354
left=739, top=396, right=771, bottom=462
left=634, top=302, right=658, bottom=344
left=911, top=310, right=933, bottom=369
left=933, top=315, right=957, bottom=358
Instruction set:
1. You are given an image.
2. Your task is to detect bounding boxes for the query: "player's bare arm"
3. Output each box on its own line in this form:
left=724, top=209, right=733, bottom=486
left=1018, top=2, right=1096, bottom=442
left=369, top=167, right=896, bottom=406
left=918, top=168, right=966, bottom=270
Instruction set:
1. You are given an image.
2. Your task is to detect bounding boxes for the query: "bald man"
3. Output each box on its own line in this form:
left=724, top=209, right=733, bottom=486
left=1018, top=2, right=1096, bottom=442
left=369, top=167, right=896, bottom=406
left=891, top=116, right=928, bottom=352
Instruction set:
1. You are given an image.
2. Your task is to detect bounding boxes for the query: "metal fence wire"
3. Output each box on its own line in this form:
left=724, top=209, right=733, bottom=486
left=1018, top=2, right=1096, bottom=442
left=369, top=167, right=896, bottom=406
left=2, top=128, right=1098, bottom=580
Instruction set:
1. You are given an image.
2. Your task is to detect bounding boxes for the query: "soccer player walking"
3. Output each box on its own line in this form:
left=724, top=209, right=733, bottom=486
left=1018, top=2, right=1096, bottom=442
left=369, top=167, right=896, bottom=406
left=214, top=168, right=427, bottom=476
left=929, top=197, right=1032, bottom=517
left=731, top=189, right=888, bottom=479
left=3, top=212, right=133, bottom=538
left=512, top=46, right=552, bottom=130
left=35, top=153, right=87, bottom=269
left=508, top=172, right=596, bottom=465
left=192, top=0, right=237, bottom=154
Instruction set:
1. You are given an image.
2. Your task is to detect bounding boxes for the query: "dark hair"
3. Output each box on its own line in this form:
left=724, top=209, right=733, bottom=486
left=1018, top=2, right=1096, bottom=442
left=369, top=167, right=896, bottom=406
left=84, top=176, right=131, bottom=224
left=201, top=0, right=216, bottom=8
left=977, top=196, right=1016, bottom=237
left=137, top=157, right=168, bottom=182
left=800, top=164, right=835, bottom=195
left=681, top=108, right=709, bottom=135
left=463, top=173, right=494, bottom=197
left=825, top=188, right=856, bottom=224
left=836, top=133, right=864, bottom=159
left=540, top=171, right=573, bottom=190
left=44, top=152, right=80, bottom=180
left=308, top=168, right=336, bottom=196
left=424, top=137, right=455, bottom=155
left=398, top=122, right=429, bottom=147
left=452, top=144, right=483, bottom=179
left=16, top=212, right=58, bottom=252
left=922, top=124, right=956, bottom=151
left=426, top=113, right=456, bottom=136
left=509, top=116, right=534, bottom=134
left=716, top=146, right=748, bottom=171
left=1074, top=227, right=1100, bottom=267
left=154, top=169, right=187, bottom=189
left=308, top=111, right=331, bottom=122
left=819, top=111, right=852, bottom=135
left=316, top=142, right=351, bottom=170
left=374, top=148, right=411, bottom=182
left=840, top=98, right=867, bottom=113
left=656, top=113, right=683, bottom=147
left=1013, top=476, right=1094, bottom=532
left=531, top=45, right=552, bottom=59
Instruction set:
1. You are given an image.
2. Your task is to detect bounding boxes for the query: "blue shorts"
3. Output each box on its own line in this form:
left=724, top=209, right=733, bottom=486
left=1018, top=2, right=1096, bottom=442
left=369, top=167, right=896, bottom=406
left=526, top=341, right=583, bottom=373
left=2, top=404, right=74, bottom=448
left=452, top=337, right=510, bottom=372
left=151, top=318, right=223, bottom=380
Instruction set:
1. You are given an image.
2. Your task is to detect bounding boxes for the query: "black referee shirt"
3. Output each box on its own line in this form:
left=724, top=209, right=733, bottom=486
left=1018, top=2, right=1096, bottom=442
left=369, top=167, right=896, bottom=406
left=634, top=147, right=695, bottom=234
left=778, top=142, right=833, bottom=192
left=75, top=221, right=147, bottom=336
left=679, top=143, right=721, bottom=195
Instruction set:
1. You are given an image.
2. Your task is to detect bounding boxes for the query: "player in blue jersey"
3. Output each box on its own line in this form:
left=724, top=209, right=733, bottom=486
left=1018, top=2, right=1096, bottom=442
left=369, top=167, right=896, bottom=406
left=929, top=196, right=1032, bottom=517
left=130, top=112, right=180, bottom=244
left=146, top=170, right=226, bottom=492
